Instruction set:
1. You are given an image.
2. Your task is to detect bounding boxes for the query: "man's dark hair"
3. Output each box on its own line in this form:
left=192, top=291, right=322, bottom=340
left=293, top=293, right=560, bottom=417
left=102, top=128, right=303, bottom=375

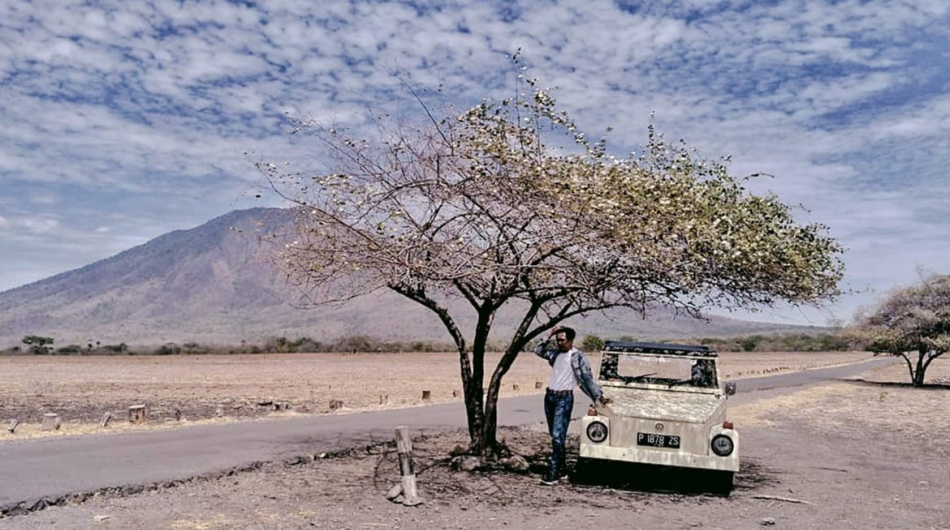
left=558, top=327, right=576, bottom=341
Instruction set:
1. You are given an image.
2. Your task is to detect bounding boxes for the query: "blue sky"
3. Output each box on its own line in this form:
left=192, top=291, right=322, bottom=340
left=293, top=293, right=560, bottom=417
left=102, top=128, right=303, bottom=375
left=1, top=0, right=948, bottom=326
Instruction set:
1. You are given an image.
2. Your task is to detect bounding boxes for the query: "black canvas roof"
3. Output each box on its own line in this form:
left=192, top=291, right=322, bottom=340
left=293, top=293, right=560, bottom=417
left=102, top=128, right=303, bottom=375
left=602, top=340, right=717, bottom=357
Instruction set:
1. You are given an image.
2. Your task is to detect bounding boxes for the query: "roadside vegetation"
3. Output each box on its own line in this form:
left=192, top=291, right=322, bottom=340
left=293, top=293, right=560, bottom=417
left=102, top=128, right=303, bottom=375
left=2, top=331, right=853, bottom=356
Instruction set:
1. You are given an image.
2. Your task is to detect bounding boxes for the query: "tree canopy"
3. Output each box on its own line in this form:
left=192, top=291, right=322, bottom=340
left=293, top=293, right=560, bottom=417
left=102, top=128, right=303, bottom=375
left=22, top=335, right=54, bottom=355
left=851, top=273, right=950, bottom=386
left=261, top=74, right=844, bottom=454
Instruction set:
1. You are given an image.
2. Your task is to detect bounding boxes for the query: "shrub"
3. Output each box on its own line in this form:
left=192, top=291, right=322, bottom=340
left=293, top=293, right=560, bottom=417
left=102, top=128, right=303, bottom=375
left=22, top=335, right=54, bottom=355
left=581, top=335, right=605, bottom=352
left=155, top=343, right=181, bottom=355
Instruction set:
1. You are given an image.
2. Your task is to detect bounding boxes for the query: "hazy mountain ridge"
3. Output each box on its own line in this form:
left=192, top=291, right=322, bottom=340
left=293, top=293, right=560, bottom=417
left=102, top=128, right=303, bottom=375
left=0, top=208, right=822, bottom=348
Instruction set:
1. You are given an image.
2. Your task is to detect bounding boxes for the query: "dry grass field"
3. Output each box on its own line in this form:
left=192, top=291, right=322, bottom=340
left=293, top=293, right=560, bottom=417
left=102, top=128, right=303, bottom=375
left=730, top=359, right=950, bottom=457
left=2, top=350, right=875, bottom=440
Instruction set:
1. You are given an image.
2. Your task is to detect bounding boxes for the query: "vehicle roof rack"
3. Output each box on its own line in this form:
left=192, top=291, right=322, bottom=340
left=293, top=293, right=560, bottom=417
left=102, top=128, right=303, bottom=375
left=602, top=340, right=717, bottom=357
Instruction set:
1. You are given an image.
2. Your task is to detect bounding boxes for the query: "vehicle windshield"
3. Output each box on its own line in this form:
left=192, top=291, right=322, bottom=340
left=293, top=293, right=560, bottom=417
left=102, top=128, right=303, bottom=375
left=599, top=352, right=718, bottom=389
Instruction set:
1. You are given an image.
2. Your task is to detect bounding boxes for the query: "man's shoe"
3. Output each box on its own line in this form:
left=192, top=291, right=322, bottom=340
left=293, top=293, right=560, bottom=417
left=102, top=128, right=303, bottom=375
left=539, top=473, right=558, bottom=486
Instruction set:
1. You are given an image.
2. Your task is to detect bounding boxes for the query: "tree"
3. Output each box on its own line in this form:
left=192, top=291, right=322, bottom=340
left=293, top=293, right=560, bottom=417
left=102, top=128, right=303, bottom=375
left=22, top=335, right=54, bottom=355
left=851, top=274, right=950, bottom=386
left=260, top=71, right=844, bottom=456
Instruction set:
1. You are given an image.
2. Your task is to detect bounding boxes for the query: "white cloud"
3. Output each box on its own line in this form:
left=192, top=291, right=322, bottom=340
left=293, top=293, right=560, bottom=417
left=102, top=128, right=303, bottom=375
left=0, top=0, right=948, bottom=324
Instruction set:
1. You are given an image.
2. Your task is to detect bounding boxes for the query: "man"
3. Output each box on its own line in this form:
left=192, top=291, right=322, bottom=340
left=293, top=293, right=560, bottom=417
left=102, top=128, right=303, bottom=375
left=534, top=326, right=610, bottom=485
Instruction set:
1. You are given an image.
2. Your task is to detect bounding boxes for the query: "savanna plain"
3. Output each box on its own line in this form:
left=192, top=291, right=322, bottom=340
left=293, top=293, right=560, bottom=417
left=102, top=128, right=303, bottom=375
left=2, top=350, right=949, bottom=529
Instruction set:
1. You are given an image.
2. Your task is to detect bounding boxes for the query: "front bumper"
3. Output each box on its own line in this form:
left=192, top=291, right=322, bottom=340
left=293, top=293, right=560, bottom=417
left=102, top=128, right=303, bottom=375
left=580, top=416, right=740, bottom=472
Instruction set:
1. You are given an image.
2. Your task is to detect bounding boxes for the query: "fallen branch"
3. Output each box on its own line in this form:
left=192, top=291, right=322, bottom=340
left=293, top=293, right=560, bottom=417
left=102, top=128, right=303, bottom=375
left=752, top=494, right=812, bottom=505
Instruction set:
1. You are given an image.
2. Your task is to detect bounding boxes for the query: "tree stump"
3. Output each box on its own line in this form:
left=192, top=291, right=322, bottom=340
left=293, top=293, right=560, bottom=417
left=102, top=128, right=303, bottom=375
left=129, top=405, right=147, bottom=424
left=421, top=390, right=431, bottom=401
left=329, top=399, right=344, bottom=411
left=7, top=419, right=19, bottom=433
left=512, top=384, right=520, bottom=390
left=98, top=412, right=113, bottom=429
left=41, top=413, right=61, bottom=431
left=535, top=381, right=543, bottom=389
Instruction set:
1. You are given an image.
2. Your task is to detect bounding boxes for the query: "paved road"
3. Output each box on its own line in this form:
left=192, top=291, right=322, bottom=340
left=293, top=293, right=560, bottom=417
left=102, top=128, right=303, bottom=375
left=0, top=356, right=893, bottom=511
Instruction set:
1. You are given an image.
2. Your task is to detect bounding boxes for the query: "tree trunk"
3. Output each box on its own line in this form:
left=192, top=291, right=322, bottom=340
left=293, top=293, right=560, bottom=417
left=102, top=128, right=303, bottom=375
left=463, top=384, right=485, bottom=454
left=898, top=353, right=916, bottom=385
left=481, top=381, right=501, bottom=453
left=913, top=349, right=927, bottom=387
left=479, top=346, right=525, bottom=456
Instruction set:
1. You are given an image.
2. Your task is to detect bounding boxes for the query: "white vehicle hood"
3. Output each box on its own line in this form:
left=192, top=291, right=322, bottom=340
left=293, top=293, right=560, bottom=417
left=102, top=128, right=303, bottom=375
left=601, top=386, right=724, bottom=424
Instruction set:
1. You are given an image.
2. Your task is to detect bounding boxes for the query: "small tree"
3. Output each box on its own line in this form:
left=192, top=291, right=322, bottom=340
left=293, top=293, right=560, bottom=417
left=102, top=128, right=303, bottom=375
left=851, top=274, right=950, bottom=386
left=261, top=70, right=844, bottom=455
left=22, top=335, right=54, bottom=355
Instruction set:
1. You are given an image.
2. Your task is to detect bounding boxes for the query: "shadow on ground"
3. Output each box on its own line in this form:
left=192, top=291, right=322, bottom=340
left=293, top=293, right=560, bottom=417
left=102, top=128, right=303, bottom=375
left=562, top=457, right=776, bottom=497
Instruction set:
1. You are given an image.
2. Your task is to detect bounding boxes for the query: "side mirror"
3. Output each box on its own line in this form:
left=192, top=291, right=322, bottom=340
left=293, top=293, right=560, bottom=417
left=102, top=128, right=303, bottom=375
left=724, top=381, right=737, bottom=396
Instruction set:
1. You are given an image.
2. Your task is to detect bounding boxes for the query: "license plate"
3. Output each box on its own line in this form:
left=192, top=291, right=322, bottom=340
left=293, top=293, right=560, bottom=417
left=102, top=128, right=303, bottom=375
left=637, top=432, right=681, bottom=448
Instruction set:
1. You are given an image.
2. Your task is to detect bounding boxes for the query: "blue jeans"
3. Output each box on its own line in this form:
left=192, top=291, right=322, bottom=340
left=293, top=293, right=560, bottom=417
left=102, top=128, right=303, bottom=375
left=544, top=390, right=574, bottom=477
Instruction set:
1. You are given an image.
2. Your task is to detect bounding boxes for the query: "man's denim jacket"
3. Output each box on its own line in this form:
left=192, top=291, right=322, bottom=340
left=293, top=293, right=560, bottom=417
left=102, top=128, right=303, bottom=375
left=534, top=338, right=604, bottom=404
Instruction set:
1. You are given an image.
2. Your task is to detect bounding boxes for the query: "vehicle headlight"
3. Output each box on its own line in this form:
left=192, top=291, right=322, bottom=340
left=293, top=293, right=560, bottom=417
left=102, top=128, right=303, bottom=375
left=586, top=421, right=608, bottom=443
left=711, top=434, right=734, bottom=456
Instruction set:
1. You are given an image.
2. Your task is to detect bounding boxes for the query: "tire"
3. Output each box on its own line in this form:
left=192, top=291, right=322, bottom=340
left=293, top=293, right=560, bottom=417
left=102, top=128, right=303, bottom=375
left=714, top=471, right=735, bottom=496
left=570, top=457, right=599, bottom=484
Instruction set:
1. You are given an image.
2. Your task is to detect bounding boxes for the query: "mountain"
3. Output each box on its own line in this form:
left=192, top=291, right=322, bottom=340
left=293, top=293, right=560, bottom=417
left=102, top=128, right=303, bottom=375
left=0, top=208, right=822, bottom=348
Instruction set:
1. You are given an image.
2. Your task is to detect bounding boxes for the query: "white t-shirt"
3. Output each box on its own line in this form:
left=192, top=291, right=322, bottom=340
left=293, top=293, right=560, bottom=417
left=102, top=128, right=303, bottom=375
left=548, top=349, right=576, bottom=391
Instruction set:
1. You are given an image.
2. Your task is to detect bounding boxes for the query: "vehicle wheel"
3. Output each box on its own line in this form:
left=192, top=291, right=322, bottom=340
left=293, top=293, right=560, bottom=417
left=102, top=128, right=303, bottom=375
left=714, top=471, right=734, bottom=496
left=570, top=457, right=598, bottom=484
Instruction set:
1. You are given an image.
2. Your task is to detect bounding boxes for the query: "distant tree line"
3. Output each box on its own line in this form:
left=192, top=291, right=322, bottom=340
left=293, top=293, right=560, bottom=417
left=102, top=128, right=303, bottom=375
left=694, top=333, right=852, bottom=353
left=3, top=331, right=855, bottom=356
left=4, top=336, right=131, bottom=355
left=1, top=334, right=510, bottom=355
left=580, top=332, right=852, bottom=353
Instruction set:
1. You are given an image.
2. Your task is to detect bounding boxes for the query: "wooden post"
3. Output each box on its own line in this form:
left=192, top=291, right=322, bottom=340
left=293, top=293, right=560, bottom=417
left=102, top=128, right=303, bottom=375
left=41, top=413, right=61, bottom=431
left=7, top=419, right=19, bottom=433
left=129, top=404, right=147, bottom=424
left=98, top=412, right=113, bottom=429
left=391, top=426, right=423, bottom=506
left=421, top=390, right=431, bottom=401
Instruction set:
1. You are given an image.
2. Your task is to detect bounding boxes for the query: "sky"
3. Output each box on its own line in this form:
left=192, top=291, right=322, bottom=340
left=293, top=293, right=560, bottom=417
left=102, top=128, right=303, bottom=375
left=1, top=0, right=948, bottom=327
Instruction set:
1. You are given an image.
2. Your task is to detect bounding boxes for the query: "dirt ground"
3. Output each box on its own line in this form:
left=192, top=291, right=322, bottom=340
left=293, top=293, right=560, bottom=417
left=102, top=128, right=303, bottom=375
left=0, top=350, right=872, bottom=440
left=2, top=353, right=949, bottom=529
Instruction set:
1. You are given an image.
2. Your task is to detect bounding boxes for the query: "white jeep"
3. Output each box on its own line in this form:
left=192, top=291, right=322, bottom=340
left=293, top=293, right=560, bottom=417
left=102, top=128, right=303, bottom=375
left=579, top=341, right=739, bottom=492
